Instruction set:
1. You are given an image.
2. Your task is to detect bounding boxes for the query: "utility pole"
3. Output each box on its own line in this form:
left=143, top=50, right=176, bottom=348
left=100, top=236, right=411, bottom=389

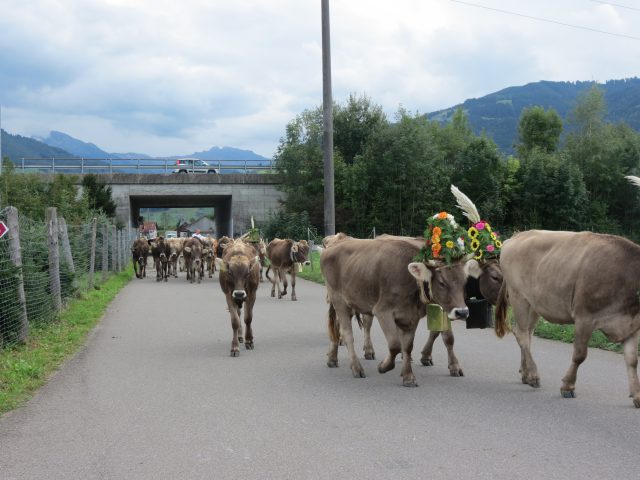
left=321, top=0, right=335, bottom=236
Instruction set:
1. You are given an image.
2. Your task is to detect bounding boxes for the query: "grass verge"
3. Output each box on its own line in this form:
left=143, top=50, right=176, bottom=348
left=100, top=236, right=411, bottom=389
left=297, top=251, right=633, bottom=353
left=0, top=268, right=132, bottom=416
left=298, top=250, right=324, bottom=284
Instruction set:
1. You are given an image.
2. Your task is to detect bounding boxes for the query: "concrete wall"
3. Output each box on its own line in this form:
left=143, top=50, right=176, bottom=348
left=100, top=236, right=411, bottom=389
left=80, top=173, right=284, bottom=238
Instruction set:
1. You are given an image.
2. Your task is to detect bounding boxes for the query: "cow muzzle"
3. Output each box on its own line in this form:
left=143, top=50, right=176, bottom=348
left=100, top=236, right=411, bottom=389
left=232, top=290, right=247, bottom=300
left=304, top=260, right=311, bottom=266
left=450, top=307, right=469, bottom=320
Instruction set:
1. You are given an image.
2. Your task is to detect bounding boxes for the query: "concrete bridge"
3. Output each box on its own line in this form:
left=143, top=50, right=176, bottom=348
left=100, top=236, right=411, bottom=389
left=85, top=173, right=283, bottom=237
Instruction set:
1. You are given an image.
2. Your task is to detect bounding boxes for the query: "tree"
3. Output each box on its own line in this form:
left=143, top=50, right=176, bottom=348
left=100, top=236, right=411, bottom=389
left=81, top=174, right=117, bottom=218
left=516, top=106, right=563, bottom=157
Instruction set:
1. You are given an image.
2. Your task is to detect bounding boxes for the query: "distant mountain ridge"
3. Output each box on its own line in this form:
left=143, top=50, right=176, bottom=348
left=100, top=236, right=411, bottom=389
left=1, top=130, right=74, bottom=161
left=427, top=77, right=640, bottom=153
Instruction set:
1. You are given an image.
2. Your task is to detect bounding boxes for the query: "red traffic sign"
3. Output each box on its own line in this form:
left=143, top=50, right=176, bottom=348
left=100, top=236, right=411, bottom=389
left=0, top=221, right=8, bottom=239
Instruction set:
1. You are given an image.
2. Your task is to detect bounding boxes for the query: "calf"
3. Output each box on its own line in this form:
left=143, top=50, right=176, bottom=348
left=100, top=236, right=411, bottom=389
left=266, top=238, right=311, bottom=301
left=166, top=237, right=183, bottom=278
left=215, top=239, right=261, bottom=356
left=131, top=238, right=149, bottom=279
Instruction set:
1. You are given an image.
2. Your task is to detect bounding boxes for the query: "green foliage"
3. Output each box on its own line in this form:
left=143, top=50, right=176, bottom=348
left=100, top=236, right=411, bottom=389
left=81, top=174, right=117, bottom=218
left=517, top=106, right=563, bottom=156
left=262, top=210, right=318, bottom=242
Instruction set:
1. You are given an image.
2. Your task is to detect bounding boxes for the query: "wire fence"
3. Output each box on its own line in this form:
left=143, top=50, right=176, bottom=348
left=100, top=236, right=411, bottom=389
left=0, top=206, right=129, bottom=349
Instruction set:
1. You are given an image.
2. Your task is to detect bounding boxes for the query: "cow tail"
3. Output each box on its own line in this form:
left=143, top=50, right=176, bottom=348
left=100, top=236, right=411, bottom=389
left=354, top=312, right=363, bottom=330
left=265, top=265, right=272, bottom=281
left=327, top=303, right=340, bottom=344
left=494, top=281, right=511, bottom=338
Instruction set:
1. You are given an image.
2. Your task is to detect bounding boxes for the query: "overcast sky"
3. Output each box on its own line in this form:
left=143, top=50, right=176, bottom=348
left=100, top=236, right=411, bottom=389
left=1, top=0, right=639, bottom=158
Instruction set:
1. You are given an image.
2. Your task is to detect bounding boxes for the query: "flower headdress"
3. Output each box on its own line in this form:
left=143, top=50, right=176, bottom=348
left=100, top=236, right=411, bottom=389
left=415, top=211, right=467, bottom=265
left=451, top=185, right=502, bottom=260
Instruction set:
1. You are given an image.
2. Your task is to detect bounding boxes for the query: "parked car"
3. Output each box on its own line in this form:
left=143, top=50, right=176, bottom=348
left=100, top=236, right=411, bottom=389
left=164, top=230, right=178, bottom=239
left=172, top=158, right=218, bottom=174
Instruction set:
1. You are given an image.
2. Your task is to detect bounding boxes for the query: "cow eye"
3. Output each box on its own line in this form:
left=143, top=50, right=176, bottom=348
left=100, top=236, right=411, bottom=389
left=438, top=280, right=446, bottom=288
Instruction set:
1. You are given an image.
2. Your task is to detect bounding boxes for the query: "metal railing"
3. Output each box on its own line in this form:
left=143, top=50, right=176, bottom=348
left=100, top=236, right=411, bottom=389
left=12, top=157, right=274, bottom=175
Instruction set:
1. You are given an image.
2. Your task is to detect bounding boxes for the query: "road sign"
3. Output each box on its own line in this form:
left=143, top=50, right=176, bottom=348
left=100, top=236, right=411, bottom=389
left=0, top=220, right=8, bottom=239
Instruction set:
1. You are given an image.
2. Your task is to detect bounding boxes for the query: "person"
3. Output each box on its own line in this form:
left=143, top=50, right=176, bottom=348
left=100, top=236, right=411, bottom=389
left=192, top=229, right=205, bottom=240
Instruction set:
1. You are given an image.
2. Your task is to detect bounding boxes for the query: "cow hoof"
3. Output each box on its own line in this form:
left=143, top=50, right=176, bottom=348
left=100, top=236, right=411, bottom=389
left=278, top=294, right=282, bottom=299
left=421, top=358, right=434, bottom=366
left=450, top=369, right=464, bottom=377
left=245, top=343, right=254, bottom=350
left=164, top=278, right=168, bottom=282
left=403, top=378, right=418, bottom=387
left=327, top=360, right=338, bottom=368
left=271, top=292, right=275, bottom=298
left=633, top=398, right=640, bottom=408
left=364, top=352, right=375, bottom=360
left=351, top=368, right=366, bottom=378
left=238, top=337, right=244, bottom=343
left=561, top=389, right=576, bottom=398
left=528, top=379, right=541, bottom=388
left=230, top=350, right=240, bottom=357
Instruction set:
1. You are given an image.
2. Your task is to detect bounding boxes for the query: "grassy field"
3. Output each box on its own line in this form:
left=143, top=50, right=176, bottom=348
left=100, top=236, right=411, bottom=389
left=0, top=267, right=133, bottom=416
left=298, top=251, right=630, bottom=353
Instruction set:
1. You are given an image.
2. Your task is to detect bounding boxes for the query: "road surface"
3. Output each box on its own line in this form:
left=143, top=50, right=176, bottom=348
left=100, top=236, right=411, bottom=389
left=1, top=272, right=639, bottom=479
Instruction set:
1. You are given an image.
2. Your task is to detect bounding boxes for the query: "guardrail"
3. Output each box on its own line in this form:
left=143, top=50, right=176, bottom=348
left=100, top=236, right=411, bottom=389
left=12, top=157, right=274, bottom=175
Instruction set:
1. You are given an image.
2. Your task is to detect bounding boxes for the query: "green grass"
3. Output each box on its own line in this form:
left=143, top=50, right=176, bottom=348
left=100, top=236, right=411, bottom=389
left=0, top=267, right=133, bottom=416
left=298, top=251, right=324, bottom=284
left=297, top=252, right=634, bottom=353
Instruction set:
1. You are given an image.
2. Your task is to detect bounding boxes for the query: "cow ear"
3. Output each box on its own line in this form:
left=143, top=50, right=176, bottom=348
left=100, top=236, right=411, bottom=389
left=465, top=259, right=483, bottom=278
left=408, top=262, right=433, bottom=283
left=215, top=257, right=225, bottom=272
left=464, top=259, right=481, bottom=278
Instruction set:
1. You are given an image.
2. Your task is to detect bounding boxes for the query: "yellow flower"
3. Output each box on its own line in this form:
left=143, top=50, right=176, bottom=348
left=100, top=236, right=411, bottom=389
left=446, top=240, right=454, bottom=249
left=495, top=240, right=503, bottom=248
left=474, top=250, right=483, bottom=260
left=485, top=223, right=492, bottom=233
left=432, top=235, right=441, bottom=244
left=468, top=227, right=478, bottom=238
left=490, top=232, right=497, bottom=240
left=471, top=239, right=480, bottom=251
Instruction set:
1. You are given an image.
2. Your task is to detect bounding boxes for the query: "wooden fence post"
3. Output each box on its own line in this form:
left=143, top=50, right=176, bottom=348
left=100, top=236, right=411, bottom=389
left=111, top=225, right=117, bottom=272
left=58, top=217, right=76, bottom=273
left=46, top=207, right=62, bottom=312
left=116, top=228, right=122, bottom=271
left=6, top=207, right=29, bottom=343
left=88, top=217, right=97, bottom=289
left=102, top=222, right=109, bottom=280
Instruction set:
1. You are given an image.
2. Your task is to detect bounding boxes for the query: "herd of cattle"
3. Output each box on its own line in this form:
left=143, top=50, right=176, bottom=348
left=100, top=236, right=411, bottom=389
left=129, top=186, right=640, bottom=409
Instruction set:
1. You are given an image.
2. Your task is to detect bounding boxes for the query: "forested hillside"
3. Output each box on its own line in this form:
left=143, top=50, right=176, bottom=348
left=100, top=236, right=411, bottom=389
left=428, top=78, right=640, bottom=153
left=1, top=130, right=74, bottom=160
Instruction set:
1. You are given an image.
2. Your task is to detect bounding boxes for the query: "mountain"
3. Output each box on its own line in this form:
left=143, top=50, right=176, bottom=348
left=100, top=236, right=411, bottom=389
left=35, top=131, right=150, bottom=159
left=1, top=130, right=74, bottom=162
left=427, top=77, right=640, bottom=154
left=185, top=146, right=269, bottom=161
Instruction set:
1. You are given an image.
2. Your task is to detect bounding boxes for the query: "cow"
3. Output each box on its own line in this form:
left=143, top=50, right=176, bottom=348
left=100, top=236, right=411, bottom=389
left=202, top=236, right=218, bottom=278
left=182, top=237, right=203, bottom=284
left=131, top=238, right=149, bottom=279
left=215, top=239, right=261, bottom=356
left=166, top=237, right=183, bottom=278
left=266, top=238, right=311, bottom=301
left=321, top=236, right=477, bottom=386
left=494, top=229, right=640, bottom=408
left=151, top=236, right=170, bottom=282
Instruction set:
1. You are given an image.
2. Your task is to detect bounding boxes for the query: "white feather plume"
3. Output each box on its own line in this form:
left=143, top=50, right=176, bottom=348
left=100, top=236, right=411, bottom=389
left=625, top=175, right=640, bottom=188
left=450, top=185, right=481, bottom=224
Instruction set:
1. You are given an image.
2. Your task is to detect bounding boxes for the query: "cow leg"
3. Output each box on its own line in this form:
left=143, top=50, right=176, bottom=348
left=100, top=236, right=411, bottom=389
left=510, top=292, right=541, bottom=388
left=623, top=330, right=640, bottom=408
left=375, top=312, right=401, bottom=376
left=226, top=297, right=242, bottom=357
left=420, top=331, right=440, bottom=366
left=362, top=314, right=376, bottom=360
left=243, top=292, right=256, bottom=350
left=290, top=269, right=298, bottom=301
left=280, top=269, right=288, bottom=297
left=560, top=320, right=593, bottom=399
left=396, top=319, right=419, bottom=387
left=334, top=299, right=365, bottom=378
left=440, top=329, right=464, bottom=377
left=269, top=267, right=280, bottom=298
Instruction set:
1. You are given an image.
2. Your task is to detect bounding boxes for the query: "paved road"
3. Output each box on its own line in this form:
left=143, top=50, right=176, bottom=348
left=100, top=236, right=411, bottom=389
left=1, top=271, right=639, bottom=479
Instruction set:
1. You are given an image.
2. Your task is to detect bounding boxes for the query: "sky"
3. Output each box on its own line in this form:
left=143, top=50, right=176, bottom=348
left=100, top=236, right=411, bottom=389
left=1, top=0, right=639, bottom=159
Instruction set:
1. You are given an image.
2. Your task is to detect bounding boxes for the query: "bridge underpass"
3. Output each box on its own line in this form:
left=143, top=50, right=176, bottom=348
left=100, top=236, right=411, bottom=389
left=74, top=173, right=284, bottom=239
left=130, top=194, right=232, bottom=237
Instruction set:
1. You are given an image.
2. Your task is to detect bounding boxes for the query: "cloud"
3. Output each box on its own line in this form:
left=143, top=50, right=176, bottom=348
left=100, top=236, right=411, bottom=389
left=1, top=0, right=639, bottom=158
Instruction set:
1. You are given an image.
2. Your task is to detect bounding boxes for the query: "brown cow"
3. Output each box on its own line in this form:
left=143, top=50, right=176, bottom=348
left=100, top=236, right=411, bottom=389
left=215, top=239, right=261, bottom=356
left=151, top=236, right=170, bottom=282
left=321, top=236, right=476, bottom=386
left=131, top=238, right=149, bottom=279
left=182, top=237, right=203, bottom=284
left=495, top=229, right=640, bottom=408
left=266, top=238, right=311, bottom=301
left=166, top=237, right=183, bottom=278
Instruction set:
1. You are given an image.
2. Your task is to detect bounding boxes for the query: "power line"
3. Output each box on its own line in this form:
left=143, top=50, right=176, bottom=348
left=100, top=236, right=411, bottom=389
left=449, top=0, right=640, bottom=41
left=588, top=0, right=640, bottom=12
